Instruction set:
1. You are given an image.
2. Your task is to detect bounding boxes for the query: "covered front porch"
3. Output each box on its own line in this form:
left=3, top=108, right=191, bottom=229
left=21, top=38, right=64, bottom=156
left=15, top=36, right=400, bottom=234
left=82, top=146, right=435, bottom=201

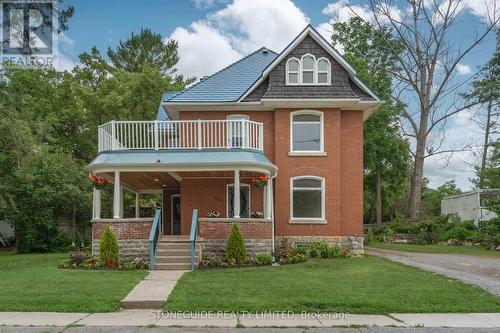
left=87, top=149, right=277, bottom=262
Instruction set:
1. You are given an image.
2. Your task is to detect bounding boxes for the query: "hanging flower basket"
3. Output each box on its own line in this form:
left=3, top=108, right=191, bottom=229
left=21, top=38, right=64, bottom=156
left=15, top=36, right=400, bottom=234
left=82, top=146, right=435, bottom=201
left=253, top=175, right=269, bottom=190
left=89, top=175, right=110, bottom=191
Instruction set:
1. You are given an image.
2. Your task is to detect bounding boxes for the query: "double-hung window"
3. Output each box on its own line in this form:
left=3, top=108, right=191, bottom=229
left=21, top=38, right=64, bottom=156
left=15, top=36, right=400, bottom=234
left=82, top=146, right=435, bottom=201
left=290, top=111, right=324, bottom=154
left=290, top=176, right=325, bottom=222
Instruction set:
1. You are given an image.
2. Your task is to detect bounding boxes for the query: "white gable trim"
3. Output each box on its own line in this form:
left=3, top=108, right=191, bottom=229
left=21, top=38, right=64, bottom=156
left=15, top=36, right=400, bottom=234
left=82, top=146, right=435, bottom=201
left=239, top=25, right=380, bottom=102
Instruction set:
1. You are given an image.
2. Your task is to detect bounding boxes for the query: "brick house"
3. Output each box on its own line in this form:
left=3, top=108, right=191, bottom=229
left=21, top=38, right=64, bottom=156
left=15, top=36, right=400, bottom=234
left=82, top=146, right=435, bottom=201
left=87, top=25, right=382, bottom=269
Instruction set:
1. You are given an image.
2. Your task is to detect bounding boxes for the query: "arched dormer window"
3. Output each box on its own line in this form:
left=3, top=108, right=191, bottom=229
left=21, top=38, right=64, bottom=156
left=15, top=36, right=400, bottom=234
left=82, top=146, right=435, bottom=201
left=285, top=55, right=331, bottom=85
left=317, top=57, right=331, bottom=84
left=286, top=58, right=300, bottom=84
left=301, top=54, right=315, bottom=84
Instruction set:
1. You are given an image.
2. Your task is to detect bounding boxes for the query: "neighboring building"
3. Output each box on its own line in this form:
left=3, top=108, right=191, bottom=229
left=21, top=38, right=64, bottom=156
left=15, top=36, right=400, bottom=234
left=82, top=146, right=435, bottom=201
left=441, top=189, right=499, bottom=224
left=86, top=25, right=382, bottom=268
left=0, top=213, right=14, bottom=246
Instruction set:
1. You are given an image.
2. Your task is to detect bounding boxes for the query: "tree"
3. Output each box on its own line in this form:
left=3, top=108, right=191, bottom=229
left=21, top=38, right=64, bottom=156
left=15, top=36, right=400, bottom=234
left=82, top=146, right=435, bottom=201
left=464, top=30, right=500, bottom=186
left=339, top=0, right=499, bottom=219
left=6, top=149, right=91, bottom=252
left=331, top=17, right=411, bottom=224
left=477, top=140, right=500, bottom=190
left=107, top=28, right=180, bottom=75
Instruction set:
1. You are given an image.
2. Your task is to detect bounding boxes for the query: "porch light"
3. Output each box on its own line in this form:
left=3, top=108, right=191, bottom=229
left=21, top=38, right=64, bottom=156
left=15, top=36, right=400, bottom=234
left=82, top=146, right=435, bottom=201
left=154, top=178, right=159, bottom=182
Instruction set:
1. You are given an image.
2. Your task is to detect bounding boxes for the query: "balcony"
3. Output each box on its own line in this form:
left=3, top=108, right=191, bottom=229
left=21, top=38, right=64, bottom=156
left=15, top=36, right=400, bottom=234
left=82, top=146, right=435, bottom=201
left=98, top=119, right=264, bottom=153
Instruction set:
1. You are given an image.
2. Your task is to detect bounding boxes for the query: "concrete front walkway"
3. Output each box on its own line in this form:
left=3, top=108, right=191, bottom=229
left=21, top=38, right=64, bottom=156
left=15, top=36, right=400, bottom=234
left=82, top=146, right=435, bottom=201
left=1, top=311, right=500, bottom=328
left=366, top=247, right=500, bottom=296
left=120, top=270, right=187, bottom=309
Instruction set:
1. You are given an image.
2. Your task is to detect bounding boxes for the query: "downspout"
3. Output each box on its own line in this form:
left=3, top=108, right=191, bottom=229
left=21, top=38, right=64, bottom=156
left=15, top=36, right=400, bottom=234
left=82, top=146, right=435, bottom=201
left=270, top=172, right=277, bottom=252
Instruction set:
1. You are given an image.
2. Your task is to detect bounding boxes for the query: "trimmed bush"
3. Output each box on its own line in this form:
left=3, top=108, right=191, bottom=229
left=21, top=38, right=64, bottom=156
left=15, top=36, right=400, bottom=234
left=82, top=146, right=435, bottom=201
left=99, top=225, right=119, bottom=268
left=226, top=223, right=246, bottom=263
left=256, top=252, right=273, bottom=265
left=366, top=228, right=374, bottom=244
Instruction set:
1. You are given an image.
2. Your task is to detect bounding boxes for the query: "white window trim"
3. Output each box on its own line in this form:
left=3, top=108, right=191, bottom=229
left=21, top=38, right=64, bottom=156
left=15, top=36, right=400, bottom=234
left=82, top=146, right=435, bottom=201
left=285, top=54, right=331, bottom=86
left=289, top=176, right=326, bottom=224
left=317, top=57, right=331, bottom=85
left=289, top=110, right=325, bottom=155
left=285, top=57, right=300, bottom=85
left=226, top=183, right=251, bottom=218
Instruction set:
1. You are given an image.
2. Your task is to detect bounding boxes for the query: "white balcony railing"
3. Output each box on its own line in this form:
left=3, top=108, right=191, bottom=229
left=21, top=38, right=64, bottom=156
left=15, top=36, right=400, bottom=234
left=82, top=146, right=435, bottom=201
left=98, top=119, right=264, bottom=152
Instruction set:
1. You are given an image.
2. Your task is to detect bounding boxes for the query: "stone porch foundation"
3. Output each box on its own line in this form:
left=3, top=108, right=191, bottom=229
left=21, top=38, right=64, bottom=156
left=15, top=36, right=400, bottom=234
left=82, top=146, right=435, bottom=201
left=91, top=218, right=153, bottom=261
left=285, top=235, right=365, bottom=255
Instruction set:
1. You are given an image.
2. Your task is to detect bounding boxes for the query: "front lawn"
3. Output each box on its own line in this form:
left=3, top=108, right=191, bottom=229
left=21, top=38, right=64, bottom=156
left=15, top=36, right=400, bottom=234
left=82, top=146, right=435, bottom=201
left=166, top=255, right=500, bottom=314
left=0, top=251, right=147, bottom=312
left=368, top=241, right=500, bottom=257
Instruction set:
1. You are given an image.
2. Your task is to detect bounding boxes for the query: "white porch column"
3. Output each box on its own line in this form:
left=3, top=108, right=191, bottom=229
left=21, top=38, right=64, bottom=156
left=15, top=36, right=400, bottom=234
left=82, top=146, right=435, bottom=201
left=93, top=188, right=101, bottom=219
left=265, top=176, right=272, bottom=219
left=113, top=171, right=121, bottom=219
left=119, top=186, right=124, bottom=218
left=233, top=170, right=240, bottom=218
left=135, top=192, right=140, bottom=218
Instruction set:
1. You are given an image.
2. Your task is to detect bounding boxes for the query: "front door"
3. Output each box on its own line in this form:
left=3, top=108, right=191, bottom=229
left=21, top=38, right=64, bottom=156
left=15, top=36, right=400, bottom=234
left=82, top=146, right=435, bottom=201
left=171, top=195, right=181, bottom=235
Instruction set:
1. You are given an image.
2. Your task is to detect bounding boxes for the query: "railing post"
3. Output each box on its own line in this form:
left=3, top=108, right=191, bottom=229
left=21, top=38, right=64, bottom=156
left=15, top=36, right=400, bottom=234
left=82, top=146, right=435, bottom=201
left=197, top=119, right=202, bottom=150
left=242, top=120, right=247, bottom=149
left=110, top=120, right=117, bottom=150
left=259, top=123, right=264, bottom=151
left=154, top=120, right=159, bottom=150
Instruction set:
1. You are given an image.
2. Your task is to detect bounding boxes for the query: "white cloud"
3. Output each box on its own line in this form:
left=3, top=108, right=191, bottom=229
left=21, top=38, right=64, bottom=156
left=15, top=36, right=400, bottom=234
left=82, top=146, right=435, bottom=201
left=456, top=63, right=472, bottom=75
left=169, top=0, right=309, bottom=77
left=316, top=21, right=344, bottom=54
left=53, top=50, right=78, bottom=72
left=192, top=0, right=216, bottom=9
left=59, top=32, right=75, bottom=47
left=322, top=0, right=401, bottom=25
left=170, top=22, right=241, bottom=78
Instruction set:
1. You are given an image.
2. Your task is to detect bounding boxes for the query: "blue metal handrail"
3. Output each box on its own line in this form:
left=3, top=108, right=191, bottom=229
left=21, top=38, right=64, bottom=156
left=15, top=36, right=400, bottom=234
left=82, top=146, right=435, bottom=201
left=149, top=208, right=162, bottom=270
left=189, top=209, right=199, bottom=271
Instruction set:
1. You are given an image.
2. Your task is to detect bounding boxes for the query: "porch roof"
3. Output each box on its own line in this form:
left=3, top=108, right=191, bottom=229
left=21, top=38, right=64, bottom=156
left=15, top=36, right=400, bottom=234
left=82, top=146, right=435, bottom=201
left=86, top=149, right=277, bottom=175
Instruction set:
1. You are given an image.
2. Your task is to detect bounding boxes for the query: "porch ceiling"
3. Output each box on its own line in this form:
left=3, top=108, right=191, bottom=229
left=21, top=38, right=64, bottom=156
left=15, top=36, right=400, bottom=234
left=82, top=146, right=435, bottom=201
left=177, top=171, right=264, bottom=178
left=104, top=171, right=179, bottom=192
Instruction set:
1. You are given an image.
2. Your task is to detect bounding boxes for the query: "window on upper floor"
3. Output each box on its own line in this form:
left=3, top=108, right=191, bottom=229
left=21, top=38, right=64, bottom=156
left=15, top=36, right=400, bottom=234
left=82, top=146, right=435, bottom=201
left=286, top=55, right=331, bottom=85
left=290, top=111, right=324, bottom=153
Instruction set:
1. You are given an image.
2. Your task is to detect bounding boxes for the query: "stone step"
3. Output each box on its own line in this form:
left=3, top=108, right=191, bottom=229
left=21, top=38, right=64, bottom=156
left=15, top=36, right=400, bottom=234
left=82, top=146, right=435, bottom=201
left=155, top=255, right=199, bottom=264
left=159, top=236, right=190, bottom=243
left=156, top=248, right=201, bottom=257
left=157, top=243, right=201, bottom=250
left=154, top=262, right=192, bottom=270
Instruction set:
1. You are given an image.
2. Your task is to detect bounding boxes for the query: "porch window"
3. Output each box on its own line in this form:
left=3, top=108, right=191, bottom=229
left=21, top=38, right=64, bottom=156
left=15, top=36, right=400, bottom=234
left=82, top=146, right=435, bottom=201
left=227, top=184, right=250, bottom=218
left=290, top=176, right=325, bottom=221
left=290, top=111, right=324, bottom=153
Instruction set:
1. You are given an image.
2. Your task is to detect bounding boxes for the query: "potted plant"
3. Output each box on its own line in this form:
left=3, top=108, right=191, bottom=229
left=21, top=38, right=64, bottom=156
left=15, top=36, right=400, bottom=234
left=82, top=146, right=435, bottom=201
left=89, top=175, right=110, bottom=191
left=253, top=175, right=269, bottom=190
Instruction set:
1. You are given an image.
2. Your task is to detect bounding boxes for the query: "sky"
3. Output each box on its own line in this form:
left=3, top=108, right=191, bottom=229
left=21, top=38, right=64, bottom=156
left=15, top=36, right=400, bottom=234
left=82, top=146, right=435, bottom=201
left=60, top=0, right=499, bottom=190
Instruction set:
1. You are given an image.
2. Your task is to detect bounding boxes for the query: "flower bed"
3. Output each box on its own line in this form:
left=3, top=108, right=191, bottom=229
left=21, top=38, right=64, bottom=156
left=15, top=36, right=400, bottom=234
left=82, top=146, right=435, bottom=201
left=198, top=251, right=307, bottom=269
left=57, top=249, right=147, bottom=270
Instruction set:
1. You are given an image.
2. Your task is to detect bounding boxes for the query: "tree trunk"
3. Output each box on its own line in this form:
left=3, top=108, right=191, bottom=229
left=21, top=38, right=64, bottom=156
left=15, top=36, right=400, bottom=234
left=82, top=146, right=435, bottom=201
left=71, top=207, right=76, bottom=247
left=479, top=95, right=493, bottom=186
left=375, top=161, right=382, bottom=225
left=408, top=138, right=426, bottom=220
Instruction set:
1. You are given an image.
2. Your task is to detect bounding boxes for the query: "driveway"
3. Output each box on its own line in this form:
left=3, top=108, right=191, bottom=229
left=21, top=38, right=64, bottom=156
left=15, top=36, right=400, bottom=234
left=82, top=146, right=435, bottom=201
left=366, top=247, right=500, bottom=297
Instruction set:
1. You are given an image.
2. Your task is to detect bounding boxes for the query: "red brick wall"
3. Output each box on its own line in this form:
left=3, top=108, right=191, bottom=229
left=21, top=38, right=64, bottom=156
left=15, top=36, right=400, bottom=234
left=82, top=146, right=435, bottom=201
left=199, top=220, right=272, bottom=239
left=180, top=178, right=264, bottom=235
left=273, top=108, right=363, bottom=237
left=92, top=220, right=152, bottom=240
left=178, top=108, right=364, bottom=238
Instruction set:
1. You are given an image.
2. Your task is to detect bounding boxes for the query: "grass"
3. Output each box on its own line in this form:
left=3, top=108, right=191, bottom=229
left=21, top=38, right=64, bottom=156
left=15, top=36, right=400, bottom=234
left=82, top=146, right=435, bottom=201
left=0, top=251, right=147, bottom=312
left=166, top=255, right=500, bottom=314
left=368, top=241, right=500, bottom=257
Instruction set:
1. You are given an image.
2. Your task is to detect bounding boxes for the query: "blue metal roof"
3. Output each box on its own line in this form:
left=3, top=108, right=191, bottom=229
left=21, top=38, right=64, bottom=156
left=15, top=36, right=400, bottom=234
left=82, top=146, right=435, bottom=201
left=87, top=149, right=277, bottom=173
left=164, top=47, right=278, bottom=103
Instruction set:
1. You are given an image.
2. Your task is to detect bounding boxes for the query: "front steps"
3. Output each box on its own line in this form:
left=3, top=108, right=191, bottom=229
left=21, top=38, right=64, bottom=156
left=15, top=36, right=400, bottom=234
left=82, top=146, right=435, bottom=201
left=154, top=236, right=201, bottom=270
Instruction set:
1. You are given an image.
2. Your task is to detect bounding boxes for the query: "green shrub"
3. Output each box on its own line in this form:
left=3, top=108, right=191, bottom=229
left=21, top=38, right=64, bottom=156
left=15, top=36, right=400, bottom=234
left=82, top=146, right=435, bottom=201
left=366, top=228, right=374, bottom=244
left=256, top=252, right=273, bottom=265
left=495, top=233, right=500, bottom=246
left=309, top=248, right=319, bottom=258
left=99, top=225, right=119, bottom=267
left=226, top=223, right=246, bottom=263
